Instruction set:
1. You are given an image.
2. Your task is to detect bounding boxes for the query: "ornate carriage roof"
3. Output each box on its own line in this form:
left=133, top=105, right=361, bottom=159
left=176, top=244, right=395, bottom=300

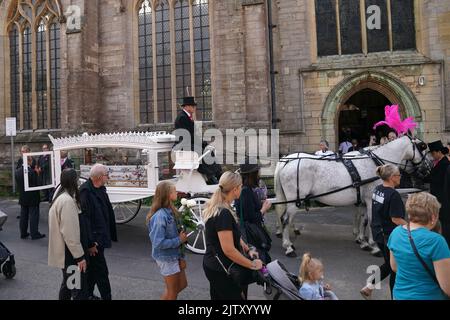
left=49, top=131, right=177, bottom=151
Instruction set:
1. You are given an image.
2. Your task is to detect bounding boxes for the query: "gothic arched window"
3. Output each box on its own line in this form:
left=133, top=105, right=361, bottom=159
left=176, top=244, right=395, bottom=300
left=137, top=0, right=212, bottom=124
left=6, top=0, right=62, bottom=130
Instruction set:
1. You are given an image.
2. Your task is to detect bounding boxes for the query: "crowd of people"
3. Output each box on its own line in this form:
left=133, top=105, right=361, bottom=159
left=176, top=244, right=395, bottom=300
left=11, top=99, right=449, bottom=300
left=360, top=164, right=450, bottom=300
left=14, top=149, right=450, bottom=300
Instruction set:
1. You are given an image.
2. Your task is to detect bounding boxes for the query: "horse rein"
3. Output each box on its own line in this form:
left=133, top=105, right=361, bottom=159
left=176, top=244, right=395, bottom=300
left=365, top=135, right=429, bottom=173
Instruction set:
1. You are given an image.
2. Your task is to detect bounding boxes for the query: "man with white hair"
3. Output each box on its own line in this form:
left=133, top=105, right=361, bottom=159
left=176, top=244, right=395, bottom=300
left=315, top=139, right=335, bottom=157
left=79, top=164, right=117, bottom=300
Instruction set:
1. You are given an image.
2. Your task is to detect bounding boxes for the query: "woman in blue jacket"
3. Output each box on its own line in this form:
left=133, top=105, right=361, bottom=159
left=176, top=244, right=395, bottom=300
left=147, top=181, right=188, bottom=300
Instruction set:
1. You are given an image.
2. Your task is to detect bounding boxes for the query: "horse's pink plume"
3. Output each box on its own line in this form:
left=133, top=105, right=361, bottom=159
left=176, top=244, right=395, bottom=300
left=373, top=105, right=417, bottom=135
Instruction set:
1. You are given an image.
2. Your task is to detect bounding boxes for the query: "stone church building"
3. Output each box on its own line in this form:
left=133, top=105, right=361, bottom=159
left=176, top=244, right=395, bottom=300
left=0, top=0, right=449, bottom=186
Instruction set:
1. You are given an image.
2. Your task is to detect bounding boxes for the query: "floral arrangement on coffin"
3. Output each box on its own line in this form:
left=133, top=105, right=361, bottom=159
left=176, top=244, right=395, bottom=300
left=179, top=198, right=198, bottom=232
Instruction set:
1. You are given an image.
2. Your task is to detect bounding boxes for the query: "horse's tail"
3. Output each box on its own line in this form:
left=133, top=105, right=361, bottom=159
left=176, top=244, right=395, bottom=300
left=274, top=161, right=288, bottom=224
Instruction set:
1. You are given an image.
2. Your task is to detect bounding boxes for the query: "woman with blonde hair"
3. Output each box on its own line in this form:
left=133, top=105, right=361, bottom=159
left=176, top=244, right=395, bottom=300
left=147, top=181, right=188, bottom=300
left=388, top=192, right=450, bottom=300
left=360, top=164, right=407, bottom=299
left=202, top=171, right=263, bottom=300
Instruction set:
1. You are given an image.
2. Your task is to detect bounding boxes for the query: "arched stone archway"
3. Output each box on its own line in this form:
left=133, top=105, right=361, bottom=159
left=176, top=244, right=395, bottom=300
left=321, top=70, right=423, bottom=144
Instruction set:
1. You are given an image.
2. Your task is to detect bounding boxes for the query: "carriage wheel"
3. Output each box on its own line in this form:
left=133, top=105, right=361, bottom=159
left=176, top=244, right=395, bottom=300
left=113, top=200, right=142, bottom=224
left=179, top=197, right=209, bottom=255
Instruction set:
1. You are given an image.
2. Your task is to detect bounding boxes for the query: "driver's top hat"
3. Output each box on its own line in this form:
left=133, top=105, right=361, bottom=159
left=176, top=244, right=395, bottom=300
left=181, top=96, right=197, bottom=107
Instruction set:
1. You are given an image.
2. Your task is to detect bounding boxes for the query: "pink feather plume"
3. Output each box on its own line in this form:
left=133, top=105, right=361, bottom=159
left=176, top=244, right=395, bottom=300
left=373, top=105, right=417, bottom=135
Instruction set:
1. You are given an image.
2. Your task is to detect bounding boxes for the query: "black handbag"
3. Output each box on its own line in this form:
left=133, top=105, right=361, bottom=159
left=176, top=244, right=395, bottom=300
left=214, top=253, right=256, bottom=287
left=211, top=207, right=256, bottom=288
left=239, top=195, right=272, bottom=251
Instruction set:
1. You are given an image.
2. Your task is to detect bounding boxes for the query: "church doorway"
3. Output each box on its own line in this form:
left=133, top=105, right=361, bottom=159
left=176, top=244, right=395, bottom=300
left=338, top=88, right=394, bottom=148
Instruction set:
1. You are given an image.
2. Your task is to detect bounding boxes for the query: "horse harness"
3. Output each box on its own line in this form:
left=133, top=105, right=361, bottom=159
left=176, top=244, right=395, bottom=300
left=340, top=158, right=364, bottom=206
left=278, top=153, right=381, bottom=210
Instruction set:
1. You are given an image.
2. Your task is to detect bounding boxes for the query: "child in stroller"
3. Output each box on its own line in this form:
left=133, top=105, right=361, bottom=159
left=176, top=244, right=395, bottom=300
left=0, top=210, right=16, bottom=279
left=298, top=253, right=338, bottom=300
left=259, top=254, right=338, bottom=300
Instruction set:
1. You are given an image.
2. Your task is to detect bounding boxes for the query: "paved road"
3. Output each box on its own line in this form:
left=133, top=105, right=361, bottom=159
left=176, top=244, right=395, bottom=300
left=0, top=199, right=389, bottom=300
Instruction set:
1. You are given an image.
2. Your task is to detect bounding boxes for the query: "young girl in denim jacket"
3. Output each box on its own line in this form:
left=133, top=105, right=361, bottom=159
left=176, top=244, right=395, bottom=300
left=147, top=181, right=188, bottom=300
left=298, top=253, right=338, bottom=300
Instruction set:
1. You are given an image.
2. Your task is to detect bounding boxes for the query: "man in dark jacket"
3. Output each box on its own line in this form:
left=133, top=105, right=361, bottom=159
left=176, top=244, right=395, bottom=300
left=16, top=145, right=36, bottom=170
left=38, top=144, right=52, bottom=201
left=15, top=156, right=45, bottom=240
left=426, top=141, right=450, bottom=245
left=79, top=164, right=117, bottom=300
left=174, top=96, right=222, bottom=184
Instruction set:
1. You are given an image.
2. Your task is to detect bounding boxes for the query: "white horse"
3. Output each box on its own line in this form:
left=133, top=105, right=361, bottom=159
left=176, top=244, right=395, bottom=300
left=274, top=136, right=429, bottom=257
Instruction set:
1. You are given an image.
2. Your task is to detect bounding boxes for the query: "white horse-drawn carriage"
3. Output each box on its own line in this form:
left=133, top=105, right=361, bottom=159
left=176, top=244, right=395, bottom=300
left=22, top=130, right=432, bottom=258
left=22, top=131, right=215, bottom=254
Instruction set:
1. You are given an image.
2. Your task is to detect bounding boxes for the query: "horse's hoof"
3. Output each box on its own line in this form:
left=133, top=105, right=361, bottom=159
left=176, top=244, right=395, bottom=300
left=360, top=242, right=371, bottom=251
left=294, top=229, right=301, bottom=236
left=355, top=238, right=362, bottom=245
left=286, top=250, right=297, bottom=258
left=371, top=248, right=382, bottom=257
left=276, top=232, right=282, bottom=239
left=285, top=246, right=296, bottom=257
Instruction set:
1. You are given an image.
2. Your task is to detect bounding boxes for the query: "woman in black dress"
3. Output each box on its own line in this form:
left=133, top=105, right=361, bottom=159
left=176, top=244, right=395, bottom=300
left=235, top=163, right=272, bottom=264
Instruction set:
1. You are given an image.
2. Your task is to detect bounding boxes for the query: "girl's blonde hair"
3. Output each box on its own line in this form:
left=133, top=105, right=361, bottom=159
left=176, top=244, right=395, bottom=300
left=203, top=171, right=242, bottom=223
left=146, top=181, right=178, bottom=224
left=298, top=253, right=323, bottom=283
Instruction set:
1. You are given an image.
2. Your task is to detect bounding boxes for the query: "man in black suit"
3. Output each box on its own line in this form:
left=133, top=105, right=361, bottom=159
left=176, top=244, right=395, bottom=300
left=15, top=156, right=45, bottom=240
left=16, top=145, right=36, bottom=170
left=427, top=140, right=450, bottom=246
left=174, top=96, right=221, bottom=184
left=426, top=141, right=450, bottom=243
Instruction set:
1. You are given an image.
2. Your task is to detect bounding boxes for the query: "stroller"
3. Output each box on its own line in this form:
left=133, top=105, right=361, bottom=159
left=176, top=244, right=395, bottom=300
left=0, top=210, right=16, bottom=279
left=258, top=260, right=303, bottom=300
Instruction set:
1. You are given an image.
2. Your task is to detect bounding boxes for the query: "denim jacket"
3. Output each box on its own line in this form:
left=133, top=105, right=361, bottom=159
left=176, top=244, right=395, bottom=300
left=148, top=208, right=181, bottom=262
left=299, top=281, right=325, bottom=300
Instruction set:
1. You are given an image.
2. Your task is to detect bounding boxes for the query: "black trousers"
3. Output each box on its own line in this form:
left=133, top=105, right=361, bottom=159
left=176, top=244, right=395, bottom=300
left=372, top=240, right=396, bottom=299
left=203, top=264, right=247, bottom=300
left=59, top=266, right=89, bottom=300
left=19, top=205, right=40, bottom=238
left=87, top=247, right=112, bottom=300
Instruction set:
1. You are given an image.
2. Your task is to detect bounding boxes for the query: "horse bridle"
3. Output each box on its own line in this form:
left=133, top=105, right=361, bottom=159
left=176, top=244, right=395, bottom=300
left=368, top=135, right=429, bottom=173
left=404, top=135, right=429, bottom=173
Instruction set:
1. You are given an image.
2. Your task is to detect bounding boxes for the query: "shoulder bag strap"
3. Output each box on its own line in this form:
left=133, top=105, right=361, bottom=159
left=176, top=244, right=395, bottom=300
left=406, top=224, right=439, bottom=285
left=239, top=193, right=249, bottom=244
left=209, top=208, right=235, bottom=275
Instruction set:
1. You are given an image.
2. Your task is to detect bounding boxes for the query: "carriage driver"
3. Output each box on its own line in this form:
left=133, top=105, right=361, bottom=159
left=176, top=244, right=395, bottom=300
left=174, top=96, right=222, bottom=185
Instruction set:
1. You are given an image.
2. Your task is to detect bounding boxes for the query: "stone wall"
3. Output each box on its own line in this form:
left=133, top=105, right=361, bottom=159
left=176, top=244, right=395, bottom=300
left=271, top=0, right=450, bottom=154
